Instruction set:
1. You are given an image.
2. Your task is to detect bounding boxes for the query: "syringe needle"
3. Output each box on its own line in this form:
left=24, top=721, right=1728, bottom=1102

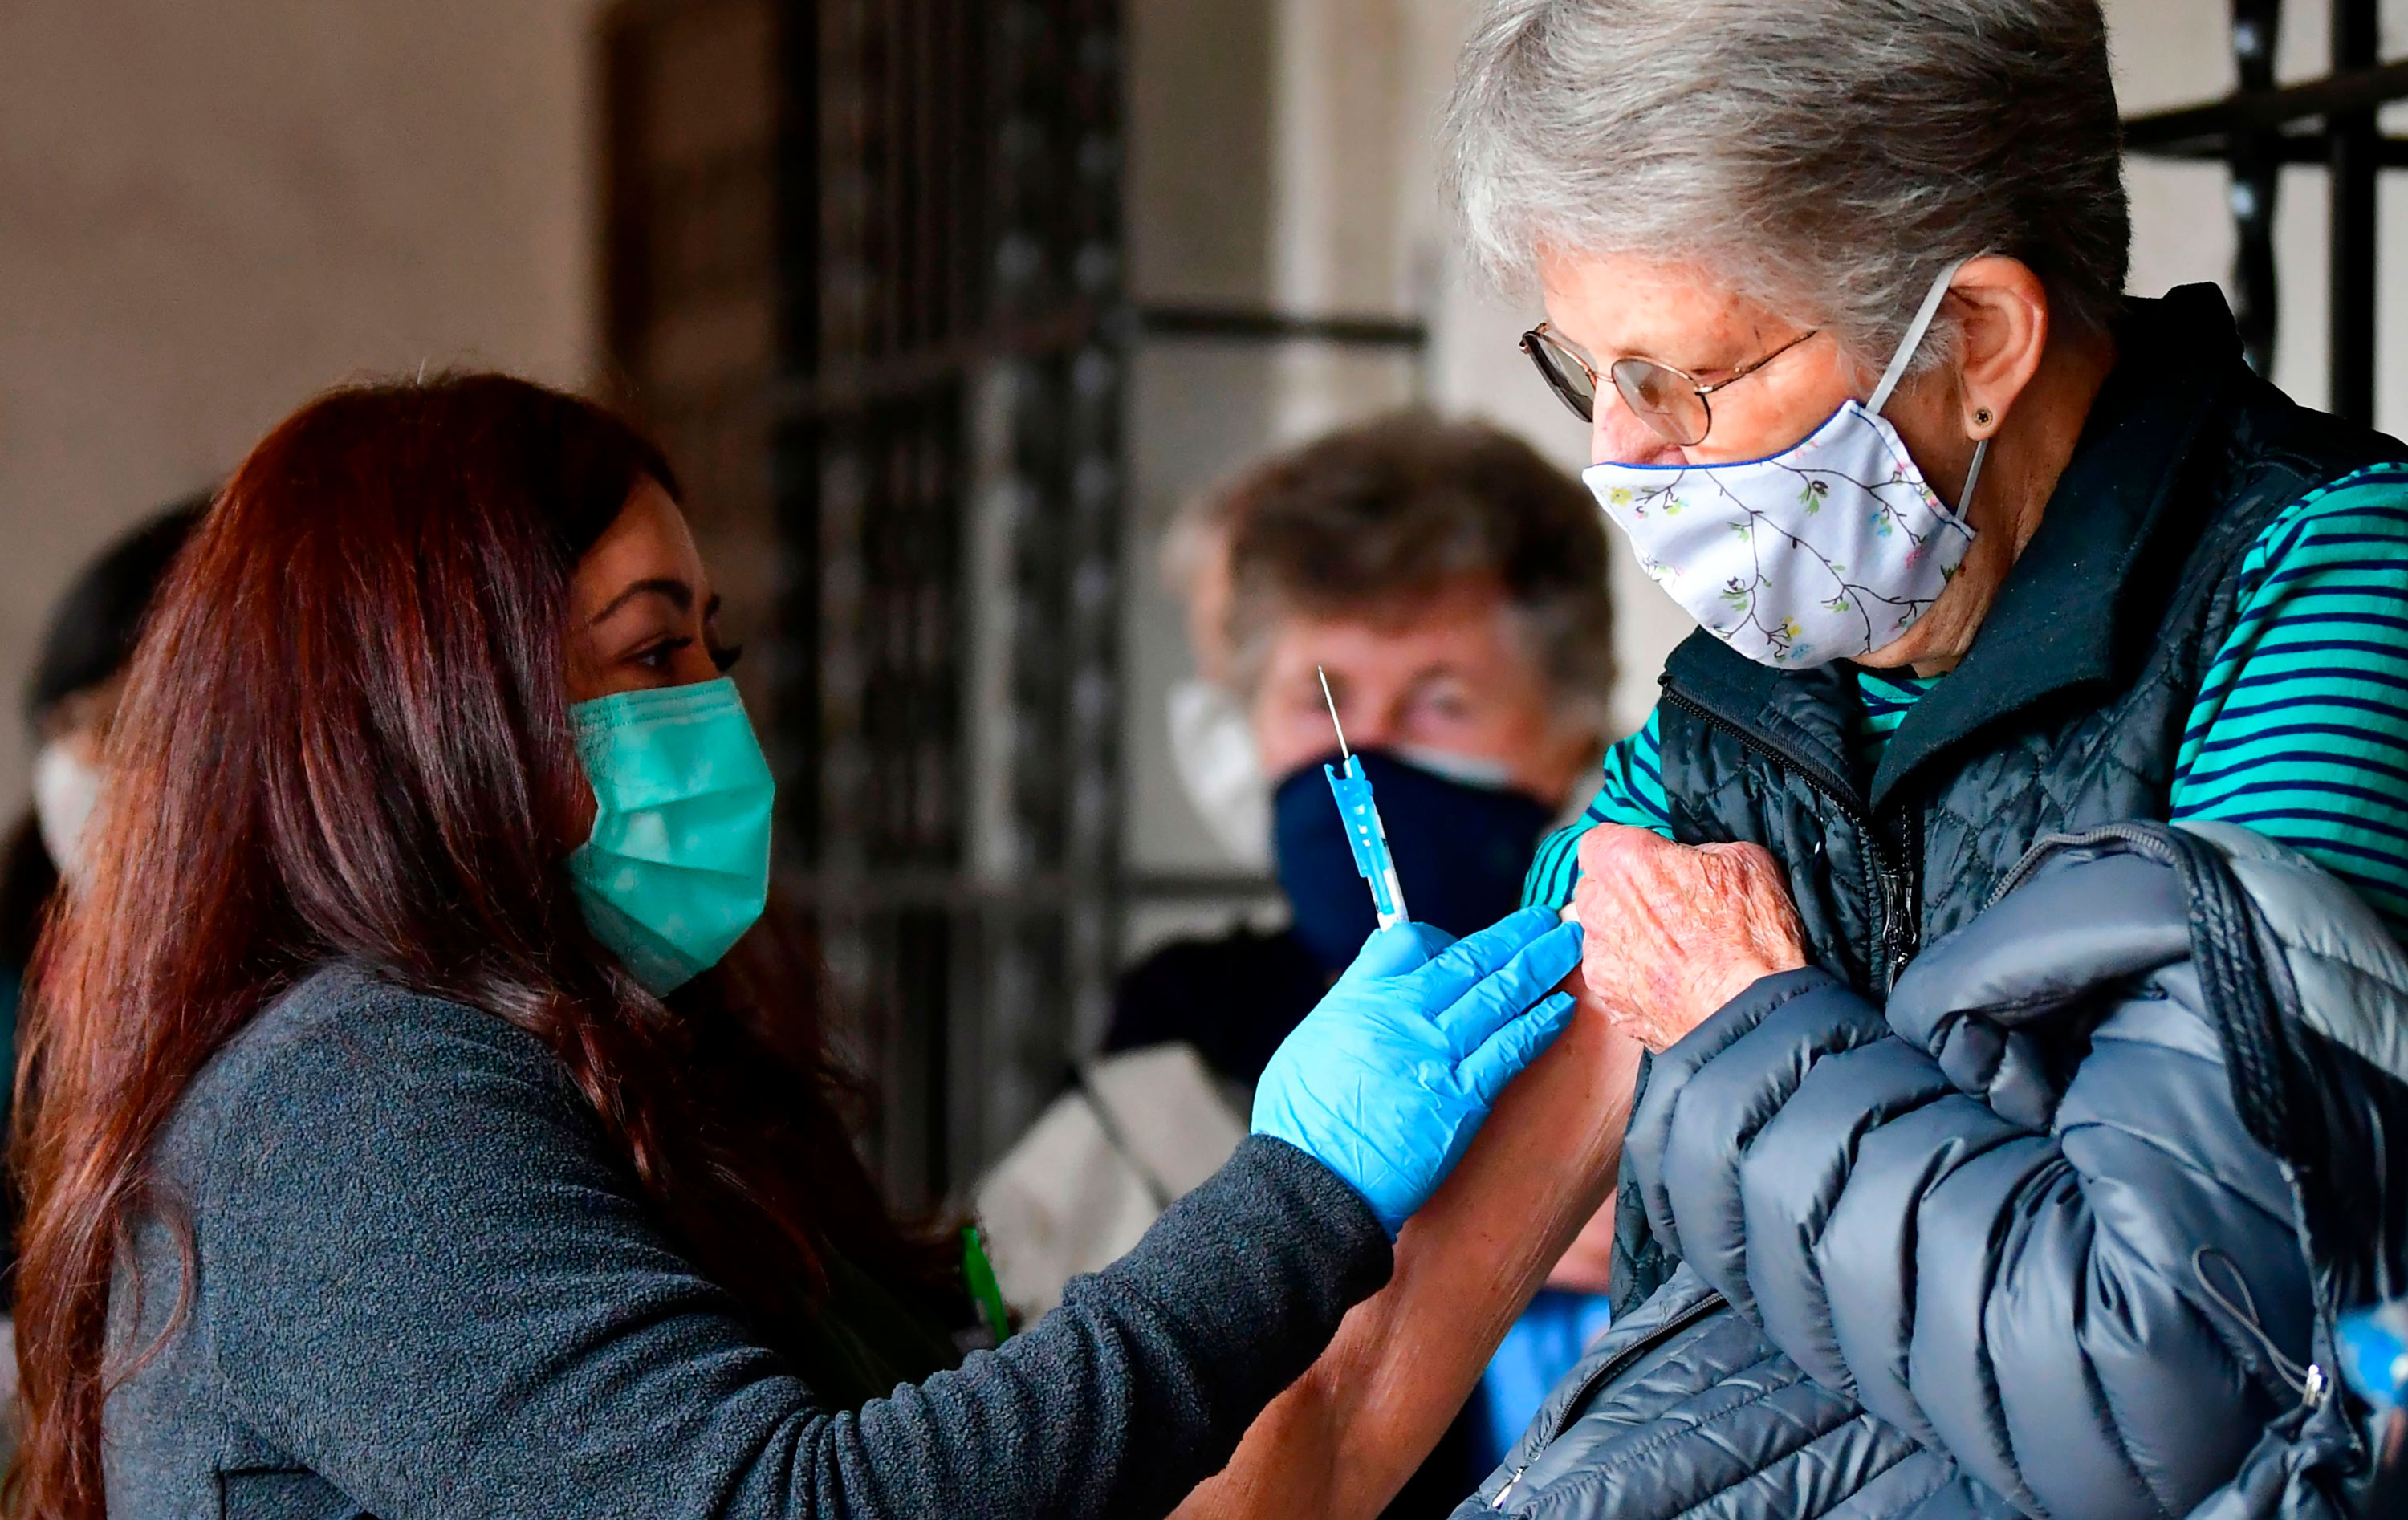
left=1316, top=664, right=1406, bottom=930
left=1317, top=664, right=1350, bottom=758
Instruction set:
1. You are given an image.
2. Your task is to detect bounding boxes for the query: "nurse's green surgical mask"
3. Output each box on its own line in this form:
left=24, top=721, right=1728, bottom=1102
left=567, top=677, right=775, bottom=994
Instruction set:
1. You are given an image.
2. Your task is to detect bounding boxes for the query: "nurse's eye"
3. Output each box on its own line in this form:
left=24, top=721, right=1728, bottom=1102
left=633, top=636, right=694, bottom=670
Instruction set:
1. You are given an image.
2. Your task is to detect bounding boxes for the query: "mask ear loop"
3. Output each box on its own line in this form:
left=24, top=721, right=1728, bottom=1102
left=1867, top=256, right=1976, bottom=415
left=1869, top=256, right=1986, bottom=518
left=1954, top=438, right=1990, bottom=520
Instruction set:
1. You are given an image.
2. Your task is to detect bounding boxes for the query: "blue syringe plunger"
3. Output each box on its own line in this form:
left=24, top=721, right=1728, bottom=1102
left=1324, top=754, right=1409, bottom=929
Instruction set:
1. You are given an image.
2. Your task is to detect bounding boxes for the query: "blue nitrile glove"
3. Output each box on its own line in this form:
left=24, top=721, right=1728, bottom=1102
left=1253, top=905, right=1584, bottom=1237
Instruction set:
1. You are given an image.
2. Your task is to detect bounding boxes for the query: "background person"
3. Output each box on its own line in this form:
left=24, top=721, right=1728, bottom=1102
left=981, top=413, right=1625, bottom=1510
left=0, top=501, right=201, bottom=1290
left=10, top=374, right=1584, bottom=1520
left=1121, top=411, right=1612, bottom=1094
left=0, top=504, right=203, bottom=1012
left=1121, top=413, right=1623, bottom=1506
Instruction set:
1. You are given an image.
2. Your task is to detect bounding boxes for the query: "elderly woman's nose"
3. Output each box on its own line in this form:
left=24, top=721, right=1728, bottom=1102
left=1590, top=394, right=1672, bottom=467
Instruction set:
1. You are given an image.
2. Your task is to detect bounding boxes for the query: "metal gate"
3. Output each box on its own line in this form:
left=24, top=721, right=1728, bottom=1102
left=2125, top=0, right=2408, bottom=421
left=604, top=0, right=1125, bottom=1207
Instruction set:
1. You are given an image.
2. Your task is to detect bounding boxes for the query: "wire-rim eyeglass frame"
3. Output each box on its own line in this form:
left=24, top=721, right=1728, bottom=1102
left=1519, top=323, right=1822, bottom=448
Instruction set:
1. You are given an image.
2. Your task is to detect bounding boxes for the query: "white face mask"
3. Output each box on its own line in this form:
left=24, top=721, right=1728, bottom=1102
left=32, top=741, right=101, bottom=885
left=1165, top=679, right=1271, bottom=870
left=1393, top=744, right=1517, bottom=791
left=1582, top=261, right=1984, bottom=668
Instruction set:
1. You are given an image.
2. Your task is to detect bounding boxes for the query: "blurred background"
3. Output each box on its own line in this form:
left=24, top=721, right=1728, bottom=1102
left=3, top=0, right=2406, bottom=1209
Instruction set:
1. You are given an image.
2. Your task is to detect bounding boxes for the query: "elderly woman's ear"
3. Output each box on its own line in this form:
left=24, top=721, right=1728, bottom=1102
left=1941, top=256, right=2052, bottom=439
left=1880, top=255, right=2052, bottom=509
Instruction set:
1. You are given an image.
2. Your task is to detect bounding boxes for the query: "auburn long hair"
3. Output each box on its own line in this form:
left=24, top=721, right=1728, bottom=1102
left=9, top=376, right=958, bottom=1518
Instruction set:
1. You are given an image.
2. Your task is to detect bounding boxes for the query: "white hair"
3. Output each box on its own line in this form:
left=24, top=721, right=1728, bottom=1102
left=1443, top=0, right=2130, bottom=370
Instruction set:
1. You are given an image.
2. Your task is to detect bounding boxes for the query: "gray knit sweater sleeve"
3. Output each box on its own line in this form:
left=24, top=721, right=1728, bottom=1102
left=103, top=967, right=1392, bottom=1520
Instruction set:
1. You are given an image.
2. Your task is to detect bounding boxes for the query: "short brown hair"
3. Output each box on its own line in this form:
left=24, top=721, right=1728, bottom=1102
left=1197, top=410, right=1613, bottom=730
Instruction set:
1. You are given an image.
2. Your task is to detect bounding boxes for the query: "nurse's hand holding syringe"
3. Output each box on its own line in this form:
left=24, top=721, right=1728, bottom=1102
left=1247, top=667, right=1581, bottom=1238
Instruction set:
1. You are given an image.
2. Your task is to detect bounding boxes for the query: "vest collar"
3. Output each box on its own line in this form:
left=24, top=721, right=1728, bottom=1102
left=1662, top=285, right=2246, bottom=813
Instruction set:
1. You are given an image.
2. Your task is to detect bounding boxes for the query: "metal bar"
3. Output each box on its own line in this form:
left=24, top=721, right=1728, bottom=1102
left=771, top=299, right=1426, bottom=418
left=782, top=870, right=1279, bottom=910
left=598, top=8, right=654, bottom=384
left=2230, top=0, right=2284, bottom=373
left=769, top=306, right=1100, bottom=417
left=2122, top=56, right=2408, bottom=151
left=1133, top=303, right=1429, bottom=349
left=909, top=0, right=938, bottom=354
left=1122, top=872, right=1281, bottom=901
left=1059, top=0, right=1131, bottom=1097
left=2135, top=130, right=2408, bottom=165
left=2331, top=0, right=2380, bottom=424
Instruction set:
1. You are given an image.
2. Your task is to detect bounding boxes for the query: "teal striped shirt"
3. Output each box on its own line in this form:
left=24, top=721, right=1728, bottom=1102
left=1524, top=468, right=2408, bottom=937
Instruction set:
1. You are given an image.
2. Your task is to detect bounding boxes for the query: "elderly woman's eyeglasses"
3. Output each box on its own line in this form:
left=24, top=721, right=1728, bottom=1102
left=1519, top=324, right=1822, bottom=447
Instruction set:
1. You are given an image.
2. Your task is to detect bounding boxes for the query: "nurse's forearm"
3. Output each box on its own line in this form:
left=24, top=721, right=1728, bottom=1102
left=1170, top=996, right=1643, bottom=1520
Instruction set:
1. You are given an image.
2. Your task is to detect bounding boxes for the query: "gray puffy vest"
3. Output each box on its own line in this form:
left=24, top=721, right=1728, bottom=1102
left=1612, top=286, right=2405, bottom=1311
left=1462, top=823, right=2408, bottom=1520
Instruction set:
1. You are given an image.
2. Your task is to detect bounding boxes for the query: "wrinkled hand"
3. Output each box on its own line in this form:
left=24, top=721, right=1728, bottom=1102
left=1571, top=825, right=1808, bottom=1053
left=1254, top=907, right=1584, bottom=1237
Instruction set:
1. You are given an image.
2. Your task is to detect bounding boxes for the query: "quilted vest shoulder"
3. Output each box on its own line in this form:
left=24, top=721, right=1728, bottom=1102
left=1914, top=375, right=2396, bottom=945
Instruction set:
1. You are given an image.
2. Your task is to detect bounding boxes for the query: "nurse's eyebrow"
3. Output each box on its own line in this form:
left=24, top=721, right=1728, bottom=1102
left=588, top=578, right=694, bottom=624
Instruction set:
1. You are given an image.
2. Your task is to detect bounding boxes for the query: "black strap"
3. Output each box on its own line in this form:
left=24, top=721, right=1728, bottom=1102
left=2158, top=826, right=2298, bottom=1156
left=1074, top=1067, right=1177, bottom=1213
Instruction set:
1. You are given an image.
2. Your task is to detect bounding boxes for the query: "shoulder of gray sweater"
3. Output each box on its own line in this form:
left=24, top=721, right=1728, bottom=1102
left=160, top=962, right=578, bottom=1185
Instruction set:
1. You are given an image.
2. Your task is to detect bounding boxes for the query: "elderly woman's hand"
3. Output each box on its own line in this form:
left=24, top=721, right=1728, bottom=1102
left=1570, top=825, right=1808, bottom=1052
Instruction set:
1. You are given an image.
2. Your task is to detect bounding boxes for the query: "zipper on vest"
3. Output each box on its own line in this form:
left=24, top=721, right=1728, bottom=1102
left=1887, top=806, right=1923, bottom=990
left=1659, top=686, right=1922, bottom=990
left=1488, top=1286, right=1731, bottom=1511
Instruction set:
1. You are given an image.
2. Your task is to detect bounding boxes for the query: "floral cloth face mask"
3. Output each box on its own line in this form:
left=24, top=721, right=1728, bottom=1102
left=1581, top=261, right=1984, bottom=668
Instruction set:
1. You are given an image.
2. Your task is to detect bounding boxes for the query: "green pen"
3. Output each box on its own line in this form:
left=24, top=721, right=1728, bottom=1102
left=962, top=1224, right=1012, bottom=1344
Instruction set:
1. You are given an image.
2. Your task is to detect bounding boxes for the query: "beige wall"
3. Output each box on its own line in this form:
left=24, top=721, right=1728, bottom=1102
left=0, top=0, right=601, bottom=806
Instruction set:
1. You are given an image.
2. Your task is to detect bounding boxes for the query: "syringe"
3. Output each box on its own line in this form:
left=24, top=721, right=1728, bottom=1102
left=1318, top=666, right=1409, bottom=932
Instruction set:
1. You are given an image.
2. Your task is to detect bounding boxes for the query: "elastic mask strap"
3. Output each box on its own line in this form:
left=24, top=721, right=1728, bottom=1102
left=1867, top=257, right=1976, bottom=417
left=1955, top=438, right=1989, bottom=518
